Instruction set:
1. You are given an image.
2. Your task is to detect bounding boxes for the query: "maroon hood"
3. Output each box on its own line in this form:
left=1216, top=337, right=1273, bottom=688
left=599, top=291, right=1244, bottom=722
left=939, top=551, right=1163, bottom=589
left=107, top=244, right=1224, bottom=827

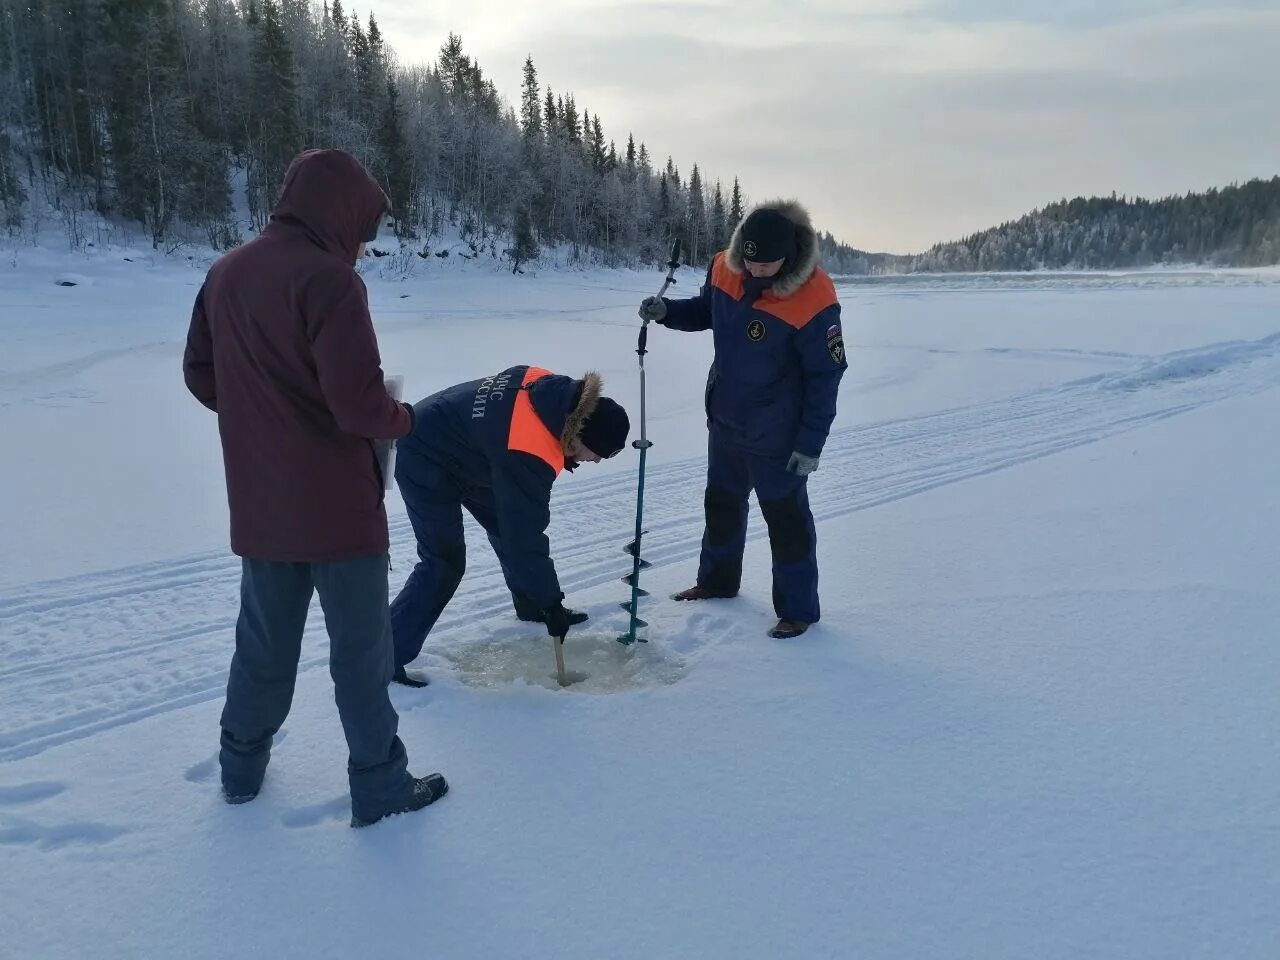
left=271, top=149, right=389, bottom=264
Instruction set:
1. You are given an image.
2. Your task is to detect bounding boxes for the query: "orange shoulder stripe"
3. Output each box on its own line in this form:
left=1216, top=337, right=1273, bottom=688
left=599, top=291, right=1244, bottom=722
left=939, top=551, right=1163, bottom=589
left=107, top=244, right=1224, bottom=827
left=508, top=366, right=563, bottom=475
left=754, top=267, right=839, bottom=330
left=710, top=252, right=744, bottom=299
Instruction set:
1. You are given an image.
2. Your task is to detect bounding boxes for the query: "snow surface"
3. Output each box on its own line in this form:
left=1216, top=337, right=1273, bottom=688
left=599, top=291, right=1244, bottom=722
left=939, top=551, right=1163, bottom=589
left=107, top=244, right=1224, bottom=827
left=1, top=248, right=1278, bottom=959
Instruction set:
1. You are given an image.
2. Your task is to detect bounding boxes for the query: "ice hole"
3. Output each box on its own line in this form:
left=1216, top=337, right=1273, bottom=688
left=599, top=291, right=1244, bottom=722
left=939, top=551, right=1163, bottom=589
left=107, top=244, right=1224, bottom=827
left=444, top=631, right=684, bottom=692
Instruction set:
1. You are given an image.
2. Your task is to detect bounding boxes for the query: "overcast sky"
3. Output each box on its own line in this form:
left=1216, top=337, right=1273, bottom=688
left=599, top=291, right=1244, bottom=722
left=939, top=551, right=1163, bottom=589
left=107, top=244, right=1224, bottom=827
left=372, top=0, right=1280, bottom=253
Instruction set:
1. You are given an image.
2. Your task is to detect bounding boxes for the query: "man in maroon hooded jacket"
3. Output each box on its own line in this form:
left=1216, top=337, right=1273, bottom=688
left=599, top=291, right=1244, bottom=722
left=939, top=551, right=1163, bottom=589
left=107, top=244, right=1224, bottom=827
left=183, top=149, right=447, bottom=827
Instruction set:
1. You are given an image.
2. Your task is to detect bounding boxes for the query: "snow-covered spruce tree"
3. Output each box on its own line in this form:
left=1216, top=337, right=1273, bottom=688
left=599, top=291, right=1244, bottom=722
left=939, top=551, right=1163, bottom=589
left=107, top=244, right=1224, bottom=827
left=4, top=6, right=767, bottom=264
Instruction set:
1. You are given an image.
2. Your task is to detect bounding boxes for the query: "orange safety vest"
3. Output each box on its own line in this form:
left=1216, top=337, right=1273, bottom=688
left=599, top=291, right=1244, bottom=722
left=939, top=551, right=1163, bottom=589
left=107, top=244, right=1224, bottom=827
left=507, top=367, right=564, bottom=476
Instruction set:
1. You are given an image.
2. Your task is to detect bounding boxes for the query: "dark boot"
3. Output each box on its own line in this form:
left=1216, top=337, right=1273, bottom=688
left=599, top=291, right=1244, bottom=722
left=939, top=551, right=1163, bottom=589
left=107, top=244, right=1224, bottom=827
left=769, top=619, right=809, bottom=639
left=516, top=607, right=589, bottom=627
left=222, top=784, right=260, bottom=805
left=392, top=665, right=430, bottom=688
left=350, top=773, right=449, bottom=828
left=672, top=585, right=739, bottom=602
left=220, top=728, right=272, bottom=803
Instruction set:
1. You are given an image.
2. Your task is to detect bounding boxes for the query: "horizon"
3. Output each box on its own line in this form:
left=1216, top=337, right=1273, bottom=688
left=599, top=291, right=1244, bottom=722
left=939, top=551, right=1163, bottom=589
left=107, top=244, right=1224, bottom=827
left=369, top=0, right=1280, bottom=254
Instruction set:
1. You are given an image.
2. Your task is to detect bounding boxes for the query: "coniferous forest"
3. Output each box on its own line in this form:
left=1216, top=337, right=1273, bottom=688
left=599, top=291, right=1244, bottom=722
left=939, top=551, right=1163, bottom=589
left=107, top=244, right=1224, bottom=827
left=909, top=179, right=1280, bottom=273
left=0, top=0, right=748, bottom=268
left=2, top=1, right=1277, bottom=273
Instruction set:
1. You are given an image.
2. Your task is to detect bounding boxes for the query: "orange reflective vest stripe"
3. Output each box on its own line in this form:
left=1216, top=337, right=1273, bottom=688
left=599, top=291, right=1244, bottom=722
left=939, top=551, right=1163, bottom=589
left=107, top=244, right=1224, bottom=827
left=507, top=366, right=563, bottom=475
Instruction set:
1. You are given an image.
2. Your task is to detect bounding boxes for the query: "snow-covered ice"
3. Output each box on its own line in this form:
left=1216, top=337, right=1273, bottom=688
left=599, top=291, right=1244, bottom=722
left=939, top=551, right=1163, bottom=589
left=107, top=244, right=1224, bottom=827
left=1, top=250, right=1278, bottom=958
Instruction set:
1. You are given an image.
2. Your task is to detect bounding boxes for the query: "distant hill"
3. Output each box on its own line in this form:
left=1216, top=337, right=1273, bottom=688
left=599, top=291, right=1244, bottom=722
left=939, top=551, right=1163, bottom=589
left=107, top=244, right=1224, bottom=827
left=816, top=232, right=910, bottom=276
left=821, top=177, right=1280, bottom=275
left=912, top=177, right=1280, bottom=273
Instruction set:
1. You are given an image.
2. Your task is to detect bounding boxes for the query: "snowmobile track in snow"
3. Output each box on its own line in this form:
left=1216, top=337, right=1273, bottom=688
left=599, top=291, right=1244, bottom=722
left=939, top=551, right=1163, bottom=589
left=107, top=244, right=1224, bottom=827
left=2, top=332, right=1279, bottom=761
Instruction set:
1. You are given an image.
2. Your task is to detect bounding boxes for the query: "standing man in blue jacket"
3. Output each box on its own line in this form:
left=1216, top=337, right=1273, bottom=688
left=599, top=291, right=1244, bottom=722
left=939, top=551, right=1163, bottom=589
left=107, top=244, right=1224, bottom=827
left=390, top=367, right=630, bottom=685
left=639, top=200, right=846, bottom=639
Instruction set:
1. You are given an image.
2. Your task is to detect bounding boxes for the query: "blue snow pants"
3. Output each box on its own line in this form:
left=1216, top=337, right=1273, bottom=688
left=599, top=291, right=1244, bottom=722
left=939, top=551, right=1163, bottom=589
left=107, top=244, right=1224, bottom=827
left=696, top=429, right=821, bottom=624
left=390, top=448, right=539, bottom=669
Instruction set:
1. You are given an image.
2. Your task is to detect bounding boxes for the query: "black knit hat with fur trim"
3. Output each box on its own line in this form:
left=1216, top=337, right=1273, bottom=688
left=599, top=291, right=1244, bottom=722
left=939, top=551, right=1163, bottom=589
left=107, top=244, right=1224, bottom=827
left=740, top=207, right=796, bottom=263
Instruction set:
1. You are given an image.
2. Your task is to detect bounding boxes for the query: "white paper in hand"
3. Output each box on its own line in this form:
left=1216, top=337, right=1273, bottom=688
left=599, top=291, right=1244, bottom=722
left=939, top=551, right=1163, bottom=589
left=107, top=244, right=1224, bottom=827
left=374, top=375, right=404, bottom=492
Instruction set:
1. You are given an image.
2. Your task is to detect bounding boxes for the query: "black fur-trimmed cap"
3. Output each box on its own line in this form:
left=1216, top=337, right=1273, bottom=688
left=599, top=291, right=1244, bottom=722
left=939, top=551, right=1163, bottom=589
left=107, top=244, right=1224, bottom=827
left=740, top=207, right=797, bottom=263
left=726, top=200, right=822, bottom=299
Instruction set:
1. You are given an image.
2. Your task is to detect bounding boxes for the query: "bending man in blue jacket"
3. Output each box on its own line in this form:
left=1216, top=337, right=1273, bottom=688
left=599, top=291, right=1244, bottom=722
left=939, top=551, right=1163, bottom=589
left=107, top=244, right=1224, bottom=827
left=639, top=200, right=847, bottom=639
left=390, top=367, right=630, bottom=686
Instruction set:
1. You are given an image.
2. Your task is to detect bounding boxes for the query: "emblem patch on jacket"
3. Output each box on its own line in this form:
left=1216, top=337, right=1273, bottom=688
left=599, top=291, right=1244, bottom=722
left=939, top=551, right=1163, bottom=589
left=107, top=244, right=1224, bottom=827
left=747, top=319, right=766, bottom=342
left=826, top=324, right=845, bottom=364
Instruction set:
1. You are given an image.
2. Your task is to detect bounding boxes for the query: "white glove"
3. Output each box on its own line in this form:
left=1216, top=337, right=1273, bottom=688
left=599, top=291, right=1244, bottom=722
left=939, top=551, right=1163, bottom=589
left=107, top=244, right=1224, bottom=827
left=638, top=296, right=667, bottom=323
left=786, top=451, right=819, bottom=476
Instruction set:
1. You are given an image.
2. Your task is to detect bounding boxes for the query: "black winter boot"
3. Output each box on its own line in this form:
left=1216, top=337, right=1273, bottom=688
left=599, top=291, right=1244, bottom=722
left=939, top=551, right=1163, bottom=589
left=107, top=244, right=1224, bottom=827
left=392, top=665, right=430, bottom=688
left=517, top=607, right=589, bottom=627
left=222, top=784, right=259, bottom=805
left=672, top=585, right=738, bottom=602
left=350, top=773, right=449, bottom=828
left=769, top=619, right=810, bottom=639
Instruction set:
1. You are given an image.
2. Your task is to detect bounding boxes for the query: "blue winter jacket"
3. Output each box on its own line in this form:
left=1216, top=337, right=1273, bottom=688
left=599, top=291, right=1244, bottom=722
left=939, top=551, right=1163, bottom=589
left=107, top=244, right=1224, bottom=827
left=399, top=366, right=598, bottom=608
left=661, top=202, right=847, bottom=458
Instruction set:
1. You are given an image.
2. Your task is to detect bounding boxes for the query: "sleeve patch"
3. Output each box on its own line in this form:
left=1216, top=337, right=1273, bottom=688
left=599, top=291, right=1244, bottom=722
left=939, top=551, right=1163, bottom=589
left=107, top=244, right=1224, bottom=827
left=826, top=325, right=845, bottom=364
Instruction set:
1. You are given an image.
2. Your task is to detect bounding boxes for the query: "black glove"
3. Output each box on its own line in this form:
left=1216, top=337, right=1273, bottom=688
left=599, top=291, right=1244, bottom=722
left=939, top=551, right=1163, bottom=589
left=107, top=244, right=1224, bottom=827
left=542, top=602, right=586, bottom=641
